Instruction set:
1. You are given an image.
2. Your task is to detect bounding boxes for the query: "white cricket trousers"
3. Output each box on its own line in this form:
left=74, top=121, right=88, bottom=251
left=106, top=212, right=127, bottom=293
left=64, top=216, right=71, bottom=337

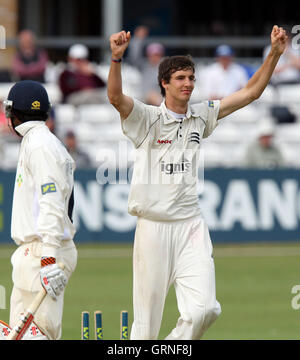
left=130, top=215, right=221, bottom=340
left=10, top=240, right=77, bottom=340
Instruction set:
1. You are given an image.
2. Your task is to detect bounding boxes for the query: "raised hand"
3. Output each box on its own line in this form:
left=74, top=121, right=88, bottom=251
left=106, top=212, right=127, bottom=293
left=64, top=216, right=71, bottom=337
left=110, top=31, right=131, bottom=60
left=271, top=25, right=288, bottom=55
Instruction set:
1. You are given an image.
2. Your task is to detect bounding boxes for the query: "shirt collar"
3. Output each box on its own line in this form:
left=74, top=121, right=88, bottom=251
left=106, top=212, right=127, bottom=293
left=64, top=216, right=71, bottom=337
left=15, top=121, right=46, bottom=137
left=159, top=100, right=192, bottom=125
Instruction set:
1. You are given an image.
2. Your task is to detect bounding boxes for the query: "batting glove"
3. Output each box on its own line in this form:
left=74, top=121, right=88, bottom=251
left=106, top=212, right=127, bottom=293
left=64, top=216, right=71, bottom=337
left=40, top=258, right=67, bottom=301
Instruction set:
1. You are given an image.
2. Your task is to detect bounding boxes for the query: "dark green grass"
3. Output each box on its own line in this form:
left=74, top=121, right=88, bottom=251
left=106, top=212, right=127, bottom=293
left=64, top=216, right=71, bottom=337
left=0, top=243, right=300, bottom=340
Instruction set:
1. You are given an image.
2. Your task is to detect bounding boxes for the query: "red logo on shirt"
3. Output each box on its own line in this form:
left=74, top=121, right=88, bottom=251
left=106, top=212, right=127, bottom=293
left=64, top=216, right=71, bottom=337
left=3, top=327, right=10, bottom=336
left=157, top=139, right=172, bottom=144
left=31, top=326, right=38, bottom=336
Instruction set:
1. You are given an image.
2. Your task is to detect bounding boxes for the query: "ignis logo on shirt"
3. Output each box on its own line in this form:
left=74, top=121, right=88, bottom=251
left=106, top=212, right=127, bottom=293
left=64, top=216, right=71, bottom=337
left=161, top=160, right=191, bottom=175
left=157, top=139, right=172, bottom=144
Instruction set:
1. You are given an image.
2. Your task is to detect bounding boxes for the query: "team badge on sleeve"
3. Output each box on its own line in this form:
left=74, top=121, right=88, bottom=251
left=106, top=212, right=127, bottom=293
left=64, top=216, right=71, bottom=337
left=208, top=100, right=214, bottom=108
left=41, top=183, right=57, bottom=195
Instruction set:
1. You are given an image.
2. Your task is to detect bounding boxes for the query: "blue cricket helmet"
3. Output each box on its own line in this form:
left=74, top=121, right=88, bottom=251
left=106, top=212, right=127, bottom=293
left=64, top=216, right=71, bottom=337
left=4, top=80, right=51, bottom=119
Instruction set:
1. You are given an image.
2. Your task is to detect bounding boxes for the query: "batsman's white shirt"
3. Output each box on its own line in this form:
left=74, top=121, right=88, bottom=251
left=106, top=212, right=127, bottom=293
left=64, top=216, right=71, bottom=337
left=122, top=99, right=220, bottom=221
left=11, top=121, right=76, bottom=257
left=9, top=121, right=77, bottom=339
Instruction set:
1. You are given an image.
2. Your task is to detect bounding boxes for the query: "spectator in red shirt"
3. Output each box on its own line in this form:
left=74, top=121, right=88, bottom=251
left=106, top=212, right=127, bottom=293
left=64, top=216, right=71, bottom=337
left=59, top=44, right=106, bottom=105
left=12, top=30, right=48, bottom=83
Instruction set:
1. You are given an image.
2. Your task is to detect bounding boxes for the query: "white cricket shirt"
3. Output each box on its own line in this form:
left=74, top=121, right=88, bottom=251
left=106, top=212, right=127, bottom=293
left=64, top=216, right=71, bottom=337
left=11, top=121, right=76, bottom=257
left=122, top=99, right=220, bottom=221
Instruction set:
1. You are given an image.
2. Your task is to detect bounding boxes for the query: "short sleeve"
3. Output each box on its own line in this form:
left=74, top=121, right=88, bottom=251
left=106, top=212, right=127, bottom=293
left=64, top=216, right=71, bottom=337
left=121, top=99, right=158, bottom=148
left=203, top=100, right=220, bottom=138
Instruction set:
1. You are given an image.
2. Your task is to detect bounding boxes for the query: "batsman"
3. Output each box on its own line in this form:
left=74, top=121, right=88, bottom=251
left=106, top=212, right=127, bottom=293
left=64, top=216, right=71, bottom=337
left=1, top=81, right=77, bottom=340
left=107, top=26, right=287, bottom=339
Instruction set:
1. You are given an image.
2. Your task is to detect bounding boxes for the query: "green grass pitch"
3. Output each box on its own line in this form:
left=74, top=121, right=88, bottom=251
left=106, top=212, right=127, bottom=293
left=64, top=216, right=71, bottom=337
left=0, top=242, right=300, bottom=340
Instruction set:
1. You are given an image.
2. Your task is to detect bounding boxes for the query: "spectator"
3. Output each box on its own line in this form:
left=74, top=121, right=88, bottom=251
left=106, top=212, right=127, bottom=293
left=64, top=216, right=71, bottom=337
left=127, top=26, right=164, bottom=105
left=244, top=120, right=285, bottom=169
left=199, top=45, right=248, bottom=99
left=59, top=44, right=106, bottom=106
left=12, top=30, right=48, bottom=83
left=127, top=25, right=149, bottom=68
left=263, top=32, right=300, bottom=85
left=64, top=130, right=92, bottom=169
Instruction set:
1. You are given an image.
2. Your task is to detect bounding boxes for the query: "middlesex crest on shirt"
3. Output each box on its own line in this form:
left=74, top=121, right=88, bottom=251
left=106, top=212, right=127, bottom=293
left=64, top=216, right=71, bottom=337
left=188, top=132, right=200, bottom=144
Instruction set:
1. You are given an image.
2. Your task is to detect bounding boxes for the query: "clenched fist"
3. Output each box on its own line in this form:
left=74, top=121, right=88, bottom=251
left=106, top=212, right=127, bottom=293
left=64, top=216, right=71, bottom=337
left=110, top=31, right=131, bottom=60
left=271, top=25, right=288, bottom=55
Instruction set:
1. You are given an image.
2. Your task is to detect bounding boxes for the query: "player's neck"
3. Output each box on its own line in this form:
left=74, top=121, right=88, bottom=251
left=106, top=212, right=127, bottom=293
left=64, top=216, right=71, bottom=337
left=164, top=97, right=188, bottom=115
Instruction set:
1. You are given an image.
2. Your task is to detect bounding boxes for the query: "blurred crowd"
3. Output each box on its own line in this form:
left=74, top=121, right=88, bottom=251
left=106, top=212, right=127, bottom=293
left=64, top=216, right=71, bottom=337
left=1, top=27, right=300, bottom=170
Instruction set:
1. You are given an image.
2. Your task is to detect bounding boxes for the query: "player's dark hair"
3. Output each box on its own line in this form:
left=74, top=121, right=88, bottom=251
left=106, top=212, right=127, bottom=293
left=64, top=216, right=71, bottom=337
left=12, top=108, right=48, bottom=122
left=158, top=55, right=195, bottom=97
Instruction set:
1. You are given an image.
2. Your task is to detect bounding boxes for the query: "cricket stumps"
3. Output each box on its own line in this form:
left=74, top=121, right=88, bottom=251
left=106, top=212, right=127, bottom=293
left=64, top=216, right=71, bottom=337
left=81, top=310, right=128, bottom=340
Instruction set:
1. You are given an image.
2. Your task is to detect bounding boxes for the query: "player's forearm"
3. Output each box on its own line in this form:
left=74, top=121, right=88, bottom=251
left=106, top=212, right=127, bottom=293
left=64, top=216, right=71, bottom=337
left=245, top=49, right=281, bottom=99
left=107, top=61, right=124, bottom=106
left=108, top=31, right=134, bottom=118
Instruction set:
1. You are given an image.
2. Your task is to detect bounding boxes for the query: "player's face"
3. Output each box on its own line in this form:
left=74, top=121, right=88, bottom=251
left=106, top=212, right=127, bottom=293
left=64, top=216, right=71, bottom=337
left=163, top=69, right=195, bottom=102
